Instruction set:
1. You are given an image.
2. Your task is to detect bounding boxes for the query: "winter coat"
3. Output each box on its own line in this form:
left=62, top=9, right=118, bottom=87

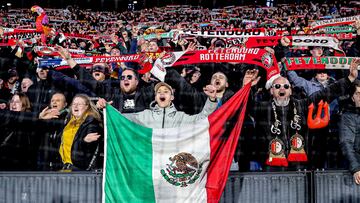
left=54, top=115, right=103, bottom=170
left=249, top=77, right=352, bottom=166
left=27, top=70, right=94, bottom=113
left=73, top=65, right=154, bottom=113
left=165, top=69, right=234, bottom=115
left=339, top=104, right=360, bottom=174
left=0, top=110, right=44, bottom=170
left=124, top=98, right=217, bottom=128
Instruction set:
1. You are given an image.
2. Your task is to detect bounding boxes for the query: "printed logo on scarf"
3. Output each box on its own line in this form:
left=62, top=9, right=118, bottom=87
left=261, top=52, right=273, bottom=69
left=161, top=52, right=176, bottom=65
left=269, top=138, right=285, bottom=156
left=290, top=133, right=305, bottom=151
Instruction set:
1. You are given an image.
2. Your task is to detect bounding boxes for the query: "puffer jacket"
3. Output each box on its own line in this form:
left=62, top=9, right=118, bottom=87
left=339, top=104, right=360, bottom=174
left=124, top=98, right=217, bottom=128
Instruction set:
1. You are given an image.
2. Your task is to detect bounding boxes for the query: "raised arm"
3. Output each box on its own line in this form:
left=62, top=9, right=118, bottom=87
left=309, top=59, right=360, bottom=104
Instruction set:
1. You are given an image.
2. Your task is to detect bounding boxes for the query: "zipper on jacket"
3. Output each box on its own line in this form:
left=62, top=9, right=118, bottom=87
left=162, top=108, right=166, bottom=128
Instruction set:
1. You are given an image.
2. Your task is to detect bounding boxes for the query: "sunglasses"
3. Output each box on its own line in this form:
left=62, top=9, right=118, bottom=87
left=120, top=75, right=134, bottom=80
left=272, top=84, right=291, bottom=89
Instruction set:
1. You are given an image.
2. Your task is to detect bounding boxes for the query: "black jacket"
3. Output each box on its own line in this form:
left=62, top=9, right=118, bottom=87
left=249, top=77, right=352, bottom=166
left=73, top=65, right=154, bottom=113
left=54, top=115, right=103, bottom=170
left=0, top=110, right=43, bottom=170
left=348, top=35, right=360, bottom=57
left=27, top=70, right=94, bottom=113
left=165, top=69, right=234, bottom=115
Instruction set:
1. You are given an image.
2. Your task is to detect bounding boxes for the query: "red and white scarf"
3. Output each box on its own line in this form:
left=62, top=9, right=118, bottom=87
left=227, top=36, right=344, bottom=53
left=150, top=48, right=280, bottom=89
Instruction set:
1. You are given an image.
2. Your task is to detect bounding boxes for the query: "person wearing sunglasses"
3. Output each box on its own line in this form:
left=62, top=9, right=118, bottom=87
left=58, top=46, right=155, bottom=113
left=242, top=59, right=359, bottom=172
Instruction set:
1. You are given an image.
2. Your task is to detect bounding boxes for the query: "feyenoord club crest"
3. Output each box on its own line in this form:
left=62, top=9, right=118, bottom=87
left=261, top=52, right=273, bottom=69
left=161, top=52, right=176, bottom=65
left=290, top=133, right=305, bottom=151
left=269, top=138, right=285, bottom=156
left=160, top=152, right=205, bottom=187
left=172, top=30, right=180, bottom=41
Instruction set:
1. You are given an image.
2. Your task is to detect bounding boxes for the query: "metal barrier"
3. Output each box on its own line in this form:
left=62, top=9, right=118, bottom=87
left=220, top=172, right=309, bottom=203
left=0, top=172, right=102, bottom=203
left=314, top=170, right=360, bottom=203
left=0, top=170, right=358, bottom=203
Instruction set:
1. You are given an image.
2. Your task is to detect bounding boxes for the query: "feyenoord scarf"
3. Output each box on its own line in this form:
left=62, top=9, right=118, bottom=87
left=227, top=36, right=343, bottom=52
left=38, top=54, right=144, bottom=67
left=313, top=33, right=356, bottom=40
left=315, top=26, right=356, bottom=34
left=182, top=28, right=266, bottom=38
left=138, top=30, right=181, bottom=41
left=282, top=57, right=360, bottom=70
left=151, top=48, right=280, bottom=88
left=0, top=30, right=42, bottom=46
left=310, top=15, right=360, bottom=29
left=33, top=46, right=85, bottom=57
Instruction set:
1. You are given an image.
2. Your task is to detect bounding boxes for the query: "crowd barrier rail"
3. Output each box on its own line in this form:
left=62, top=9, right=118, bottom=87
left=0, top=170, right=358, bottom=203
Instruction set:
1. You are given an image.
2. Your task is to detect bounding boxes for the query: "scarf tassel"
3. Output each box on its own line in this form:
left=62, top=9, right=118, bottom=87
left=266, top=157, right=289, bottom=167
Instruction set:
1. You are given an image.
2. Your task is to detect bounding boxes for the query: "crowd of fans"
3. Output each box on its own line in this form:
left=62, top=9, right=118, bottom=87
left=0, top=0, right=360, bottom=183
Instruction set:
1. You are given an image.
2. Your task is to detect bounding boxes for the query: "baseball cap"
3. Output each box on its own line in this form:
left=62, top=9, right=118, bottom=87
left=154, top=82, right=174, bottom=95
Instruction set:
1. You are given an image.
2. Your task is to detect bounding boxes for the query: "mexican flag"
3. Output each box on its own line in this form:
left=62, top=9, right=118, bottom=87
left=102, top=84, right=251, bottom=203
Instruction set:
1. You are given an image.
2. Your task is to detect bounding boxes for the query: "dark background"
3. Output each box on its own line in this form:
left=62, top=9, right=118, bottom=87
left=1, top=0, right=327, bottom=11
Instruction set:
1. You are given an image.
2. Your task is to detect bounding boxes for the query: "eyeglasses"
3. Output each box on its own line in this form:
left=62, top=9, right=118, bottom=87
left=120, top=75, right=134, bottom=80
left=272, top=84, right=291, bottom=89
left=71, top=103, right=87, bottom=107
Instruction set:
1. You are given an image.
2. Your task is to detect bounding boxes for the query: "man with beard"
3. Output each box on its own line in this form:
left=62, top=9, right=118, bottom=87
left=58, top=46, right=223, bottom=114
left=243, top=59, right=359, bottom=171
left=162, top=68, right=234, bottom=115
left=339, top=79, right=360, bottom=185
left=58, top=46, right=154, bottom=113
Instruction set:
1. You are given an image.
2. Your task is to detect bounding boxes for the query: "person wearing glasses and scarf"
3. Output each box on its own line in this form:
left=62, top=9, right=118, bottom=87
left=243, top=59, right=359, bottom=171
left=54, top=94, right=103, bottom=170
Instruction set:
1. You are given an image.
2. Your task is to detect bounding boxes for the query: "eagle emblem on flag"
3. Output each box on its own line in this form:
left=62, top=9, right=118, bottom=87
left=160, top=152, right=206, bottom=187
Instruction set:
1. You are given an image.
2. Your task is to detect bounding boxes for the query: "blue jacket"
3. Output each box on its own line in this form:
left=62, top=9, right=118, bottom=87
left=287, top=71, right=336, bottom=96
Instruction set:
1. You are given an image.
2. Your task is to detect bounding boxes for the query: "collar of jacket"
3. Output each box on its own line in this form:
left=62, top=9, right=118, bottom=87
left=343, top=103, right=360, bottom=115
left=150, top=101, right=177, bottom=116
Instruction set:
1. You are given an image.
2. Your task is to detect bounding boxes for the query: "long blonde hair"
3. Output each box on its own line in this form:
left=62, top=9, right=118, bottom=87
left=68, top=94, right=101, bottom=123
